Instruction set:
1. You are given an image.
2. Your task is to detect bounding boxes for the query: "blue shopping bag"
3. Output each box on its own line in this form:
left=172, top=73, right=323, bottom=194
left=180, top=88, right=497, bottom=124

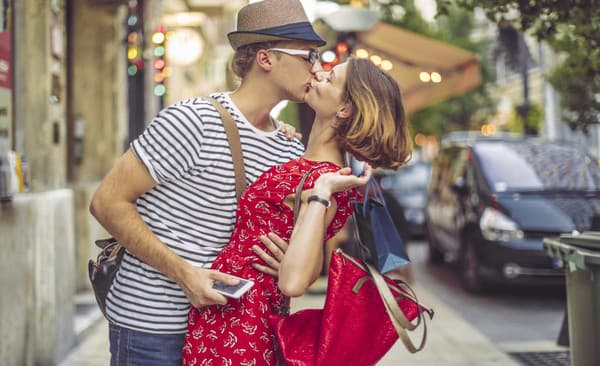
left=352, top=177, right=411, bottom=273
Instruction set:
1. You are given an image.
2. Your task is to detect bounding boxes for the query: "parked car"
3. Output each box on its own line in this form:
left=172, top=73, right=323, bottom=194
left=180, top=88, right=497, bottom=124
left=380, top=161, right=431, bottom=238
left=425, top=134, right=600, bottom=292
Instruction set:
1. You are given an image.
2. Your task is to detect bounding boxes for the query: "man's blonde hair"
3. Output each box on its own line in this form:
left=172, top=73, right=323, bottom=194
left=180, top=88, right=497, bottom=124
left=231, top=41, right=281, bottom=78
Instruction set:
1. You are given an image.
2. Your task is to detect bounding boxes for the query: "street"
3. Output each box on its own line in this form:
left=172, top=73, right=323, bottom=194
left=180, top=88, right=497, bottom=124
left=408, top=239, right=567, bottom=350
left=60, top=240, right=570, bottom=366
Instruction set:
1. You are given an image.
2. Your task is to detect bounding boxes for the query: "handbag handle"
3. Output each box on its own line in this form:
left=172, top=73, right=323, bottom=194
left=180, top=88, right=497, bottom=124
left=365, top=261, right=430, bottom=353
left=205, top=97, right=247, bottom=201
left=343, top=248, right=432, bottom=353
left=293, top=165, right=320, bottom=223
left=345, top=153, right=373, bottom=262
left=362, top=178, right=386, bottom=216
left=339, top=249, right=432, bottom=352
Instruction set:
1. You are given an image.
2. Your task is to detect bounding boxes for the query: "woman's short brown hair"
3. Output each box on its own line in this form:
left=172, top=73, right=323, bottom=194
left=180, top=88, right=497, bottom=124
left=335, top=58, right=412, bottom=170
left=231, top=41, right=281, bottom=78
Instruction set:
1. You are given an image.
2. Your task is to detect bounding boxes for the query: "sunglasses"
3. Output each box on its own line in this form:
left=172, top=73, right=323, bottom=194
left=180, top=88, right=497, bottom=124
left=267, top=48, right=320, bottom=65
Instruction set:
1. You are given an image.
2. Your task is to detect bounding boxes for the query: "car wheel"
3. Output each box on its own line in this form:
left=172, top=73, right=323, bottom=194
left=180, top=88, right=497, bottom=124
left=460, top=236, right=483, bottom=293
left=425, top=223, right=444, bottom=264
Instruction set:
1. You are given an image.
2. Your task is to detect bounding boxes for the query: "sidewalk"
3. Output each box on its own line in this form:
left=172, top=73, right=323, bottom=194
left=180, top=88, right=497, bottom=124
left=60, top=284, right=520, bottom=366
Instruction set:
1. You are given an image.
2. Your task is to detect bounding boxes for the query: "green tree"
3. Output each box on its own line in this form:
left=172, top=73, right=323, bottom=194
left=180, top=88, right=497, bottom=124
left=371, top=0, right=497, bottom=138
left=509, top=102, right=543, bottom=135
left=441, top=0, right=600, bottom=133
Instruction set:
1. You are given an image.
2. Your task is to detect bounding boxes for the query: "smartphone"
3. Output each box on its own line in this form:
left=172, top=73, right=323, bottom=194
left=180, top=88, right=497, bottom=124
left=212, top=276, right=254, bottom=299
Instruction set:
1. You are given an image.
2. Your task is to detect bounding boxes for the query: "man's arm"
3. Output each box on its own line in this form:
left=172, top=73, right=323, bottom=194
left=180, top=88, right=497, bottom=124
left=90, top=149, right=237, bottom=307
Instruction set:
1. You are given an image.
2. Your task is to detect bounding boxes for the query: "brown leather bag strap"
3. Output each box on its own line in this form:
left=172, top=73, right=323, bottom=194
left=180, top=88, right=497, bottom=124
left=365, top=261, right=429, bottom=353
left=293, top=165, right=321, bottom=223
left=205, top=97, right=247, bottom=201
left=338, top=248, right=432, bottom=353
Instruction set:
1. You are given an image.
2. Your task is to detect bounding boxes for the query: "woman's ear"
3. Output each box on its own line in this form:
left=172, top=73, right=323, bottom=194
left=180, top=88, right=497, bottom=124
left=336, top=102, right=353, bottom=120
left=255, top=49, right=273, bottom=71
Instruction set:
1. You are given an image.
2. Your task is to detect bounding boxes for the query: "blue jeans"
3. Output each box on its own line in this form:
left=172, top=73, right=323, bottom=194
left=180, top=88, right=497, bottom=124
left=108, top=323, right=185, bottom=366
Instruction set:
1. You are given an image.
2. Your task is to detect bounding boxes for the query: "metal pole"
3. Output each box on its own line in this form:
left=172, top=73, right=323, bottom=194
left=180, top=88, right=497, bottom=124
left=539, top=42, right=559, bottom=141
left=127, top=0, right=146, bottom=145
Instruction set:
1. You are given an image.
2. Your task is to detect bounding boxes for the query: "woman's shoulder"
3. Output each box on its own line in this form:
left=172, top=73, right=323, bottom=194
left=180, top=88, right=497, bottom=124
left=255, top=157, right=341, bottom=189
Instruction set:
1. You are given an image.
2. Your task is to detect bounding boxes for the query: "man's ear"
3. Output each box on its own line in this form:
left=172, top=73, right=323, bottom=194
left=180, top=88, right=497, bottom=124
left=255, top=49, right=273, bottom=71
left=336, top=102, right=353, bottom=119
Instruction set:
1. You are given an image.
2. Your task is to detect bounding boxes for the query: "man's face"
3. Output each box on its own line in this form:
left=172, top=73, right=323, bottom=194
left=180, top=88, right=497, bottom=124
left=304, top=62, right=348, bottom=119
left=268, top=40, right=323, bottom=103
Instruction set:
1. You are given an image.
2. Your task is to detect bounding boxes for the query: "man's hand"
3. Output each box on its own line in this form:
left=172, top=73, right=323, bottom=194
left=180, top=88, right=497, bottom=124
left=278, top=122, right=303, bottom=141
left=179, top=267, right=240, bottom=308
left=252, top=232, right=289, bottom=277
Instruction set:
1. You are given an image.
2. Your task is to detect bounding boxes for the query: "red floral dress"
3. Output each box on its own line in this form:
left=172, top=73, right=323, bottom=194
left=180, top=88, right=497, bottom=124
left=183, top=157, right=356, bottom=366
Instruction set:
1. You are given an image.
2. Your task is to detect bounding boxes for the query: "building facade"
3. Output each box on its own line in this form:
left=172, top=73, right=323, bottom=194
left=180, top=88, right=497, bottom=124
left=0, top=0, right=240, bottom=364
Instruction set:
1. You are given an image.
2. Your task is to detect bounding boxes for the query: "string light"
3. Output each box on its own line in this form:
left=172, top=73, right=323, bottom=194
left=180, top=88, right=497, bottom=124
left=370, top=55, right=382, bottom=66
left=152, top=26, right=167, bottom=97
left=321, top=50, right=337, bottom=63
left=126, top=1, right=142, bottom=76
left=355, top=49, right=369, bottom=58
left=381, top=60, right=393, bottom=71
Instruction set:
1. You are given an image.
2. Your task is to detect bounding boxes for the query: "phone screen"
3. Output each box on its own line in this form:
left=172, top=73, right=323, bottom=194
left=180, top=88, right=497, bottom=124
left=213, top=277, right=254, bottom=298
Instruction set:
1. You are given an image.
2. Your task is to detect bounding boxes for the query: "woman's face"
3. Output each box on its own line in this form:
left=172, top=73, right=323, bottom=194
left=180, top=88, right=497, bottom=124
left=305, top=62, right=349, bottom=119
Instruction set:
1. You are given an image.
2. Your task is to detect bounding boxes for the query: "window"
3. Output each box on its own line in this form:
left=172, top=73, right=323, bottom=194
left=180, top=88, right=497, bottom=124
left=474, top=141, right=600, bottom=192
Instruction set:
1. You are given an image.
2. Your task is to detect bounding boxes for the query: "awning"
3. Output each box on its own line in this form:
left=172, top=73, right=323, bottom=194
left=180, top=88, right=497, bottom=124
left=354, top=22, right=482, bottom=114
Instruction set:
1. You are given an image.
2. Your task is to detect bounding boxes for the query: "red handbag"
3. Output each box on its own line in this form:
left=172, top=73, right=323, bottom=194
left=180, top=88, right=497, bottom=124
left=270, top=249, right=434, bottom=366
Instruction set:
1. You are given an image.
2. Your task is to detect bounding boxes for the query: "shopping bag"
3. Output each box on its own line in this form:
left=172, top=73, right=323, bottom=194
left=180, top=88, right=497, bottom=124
left=270, top=250, right=433, bottom=366
left=353, top=177, right=411, bottom=273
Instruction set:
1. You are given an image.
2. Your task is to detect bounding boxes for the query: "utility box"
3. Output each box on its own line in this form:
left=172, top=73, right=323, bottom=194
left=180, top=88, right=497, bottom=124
left=543, top=232, right=600, bottom=366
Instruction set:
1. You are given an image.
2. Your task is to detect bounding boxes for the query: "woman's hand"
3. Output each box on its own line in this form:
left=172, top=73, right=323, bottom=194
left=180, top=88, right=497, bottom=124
left=312, top=164, right=372, bottom=199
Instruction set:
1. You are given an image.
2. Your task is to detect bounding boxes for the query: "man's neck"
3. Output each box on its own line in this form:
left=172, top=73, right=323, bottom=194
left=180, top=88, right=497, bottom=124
left=229, top=83, right=281, bottom=132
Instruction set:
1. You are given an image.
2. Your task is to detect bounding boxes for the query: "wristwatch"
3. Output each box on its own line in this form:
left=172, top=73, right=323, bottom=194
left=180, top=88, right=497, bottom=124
left=307, top=195, right=331, bottom=208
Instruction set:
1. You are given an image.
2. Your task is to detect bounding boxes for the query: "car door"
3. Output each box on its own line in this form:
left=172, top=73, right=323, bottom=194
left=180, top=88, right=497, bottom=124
left=431, top=147, right=466, bottom=253
left=426, top=148, right=450, bottom=245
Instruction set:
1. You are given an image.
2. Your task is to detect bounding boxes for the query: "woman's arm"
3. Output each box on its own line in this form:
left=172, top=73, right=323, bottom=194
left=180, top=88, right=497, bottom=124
left=278, top=166, right=372, bottom=297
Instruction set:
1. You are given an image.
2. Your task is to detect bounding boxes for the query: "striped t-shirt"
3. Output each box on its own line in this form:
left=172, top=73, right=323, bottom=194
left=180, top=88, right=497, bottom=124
left=105, top=92, right=305, bottom=334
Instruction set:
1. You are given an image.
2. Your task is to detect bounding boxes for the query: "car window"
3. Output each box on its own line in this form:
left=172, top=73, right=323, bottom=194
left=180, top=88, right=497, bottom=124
left=473, top=141, right=600, bottom=192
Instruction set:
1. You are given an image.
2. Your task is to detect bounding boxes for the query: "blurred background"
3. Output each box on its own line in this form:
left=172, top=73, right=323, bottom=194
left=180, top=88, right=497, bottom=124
left=0, top=1, right=598, bottom=365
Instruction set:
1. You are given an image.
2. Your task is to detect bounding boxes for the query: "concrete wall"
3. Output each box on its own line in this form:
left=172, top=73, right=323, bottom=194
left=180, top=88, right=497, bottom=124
left=13, top=0, right=68, bottom=192
left=0, top=0, right=121, bottom=363
left=68, top=1, right=127, bottom=182
left=0, top=190, right=76, bottom=366
left=68, top=0, right=127, bottom=291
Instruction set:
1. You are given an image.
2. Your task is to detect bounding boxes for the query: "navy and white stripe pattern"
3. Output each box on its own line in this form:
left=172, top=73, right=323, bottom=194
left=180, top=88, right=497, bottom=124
left=105, top=93, right=304, bottom=334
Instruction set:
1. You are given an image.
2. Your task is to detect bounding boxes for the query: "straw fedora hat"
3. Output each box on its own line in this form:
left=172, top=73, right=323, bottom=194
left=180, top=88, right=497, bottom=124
left=228, top=0, right=326, bottom=50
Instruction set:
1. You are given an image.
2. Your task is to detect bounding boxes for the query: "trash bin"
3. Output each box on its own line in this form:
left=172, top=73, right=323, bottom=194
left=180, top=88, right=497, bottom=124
left=543, top=232, right=600, bottom=366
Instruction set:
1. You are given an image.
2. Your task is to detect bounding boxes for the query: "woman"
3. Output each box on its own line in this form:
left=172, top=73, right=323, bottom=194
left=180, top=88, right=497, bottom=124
left=182, top=58, right=412, bottom=365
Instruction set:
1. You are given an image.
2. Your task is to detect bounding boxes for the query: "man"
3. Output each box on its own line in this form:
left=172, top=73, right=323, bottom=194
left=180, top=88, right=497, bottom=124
left=89, top=0, right=326, bottom=364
